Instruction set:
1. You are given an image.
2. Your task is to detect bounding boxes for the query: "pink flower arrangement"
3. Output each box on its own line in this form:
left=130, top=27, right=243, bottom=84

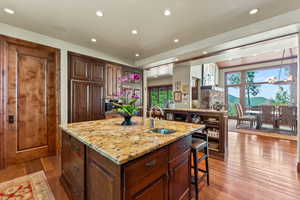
left=119, top=73, right=141, bottom=83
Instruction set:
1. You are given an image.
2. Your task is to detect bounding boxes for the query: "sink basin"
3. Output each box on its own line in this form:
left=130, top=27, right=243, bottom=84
left=151, top=128, right=176, bottom=135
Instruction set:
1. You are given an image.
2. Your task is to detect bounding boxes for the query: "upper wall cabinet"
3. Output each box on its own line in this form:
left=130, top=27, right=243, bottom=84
left=68, top=53, right=106, bottom=123
left=90, top=62, right=105, bottom=82
left=106, top=64, right=122, bottom=98
left=70, top=55, right=105, bottom=82
left=70, top=56, right=89, bottom=80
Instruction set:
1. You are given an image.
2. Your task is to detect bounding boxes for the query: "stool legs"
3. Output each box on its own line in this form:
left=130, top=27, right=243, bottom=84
left=191, top=147, right=210, bottom=199
left=205, top=147, right=210, bottom=185
left=193, top=149, right=199, bottom=200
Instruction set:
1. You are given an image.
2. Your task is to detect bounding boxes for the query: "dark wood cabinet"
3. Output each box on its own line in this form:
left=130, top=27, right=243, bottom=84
left=169, top=150, right=190, bottom=200
left=71, top=81, right=90, bottom=122
left=86, top=148, right=121, bottom=200
left=124, top=148, right=169, bottom=200
left=106, top=64, right=122, bottom=99
left=70, top=81, right=105, bottom=123
left=89, top=83, right=105, bottom=120
left=70, top=56, right=89, bottom=80
left=130, top=175, right=168, bottom=200
left=61, top=130, right=191, bottom=200
left=68, top=52, right=105, bottom=123
left=61, top=132, right=85, bottom=200
left=90, top=62, right=105, bottom=82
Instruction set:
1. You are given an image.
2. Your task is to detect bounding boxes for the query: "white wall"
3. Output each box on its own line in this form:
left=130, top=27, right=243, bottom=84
left=0, top=22, right=133, bottom=124
left=173, top=64, right=191, bottom=108
left=191, top=65, right=202, bottom=79
left=147, top=76, right=173, bottom=87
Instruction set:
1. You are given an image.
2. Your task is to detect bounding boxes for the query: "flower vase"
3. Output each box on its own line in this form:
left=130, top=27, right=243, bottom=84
left=121, top=116, right=133, bottom=126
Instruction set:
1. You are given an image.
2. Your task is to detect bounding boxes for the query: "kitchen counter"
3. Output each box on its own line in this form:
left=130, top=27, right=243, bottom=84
left=60, top=117, right=203, bottom=165
left=60, top=117, right=203, bottom=200
left=164, top=107, right=227, bottom=114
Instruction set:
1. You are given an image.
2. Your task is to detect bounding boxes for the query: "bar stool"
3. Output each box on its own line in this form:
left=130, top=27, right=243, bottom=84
left=191, top=132, right=209, bottom=200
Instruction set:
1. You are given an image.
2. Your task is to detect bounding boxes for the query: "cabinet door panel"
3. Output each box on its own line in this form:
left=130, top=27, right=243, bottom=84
left=133, top=176, right=168, bottom=200
left=169, top=150, right=191, bottom=200
left=90, top=83, right=105, bottom=120
left=106, top=64, right=122, bottom=98
left=61, top=132, right=85, bottom=200
left=70, top=56, right=89, bottom=80
left=71, top=81, right=89, bottom=123
left=90, top=62, right=105, bottom=82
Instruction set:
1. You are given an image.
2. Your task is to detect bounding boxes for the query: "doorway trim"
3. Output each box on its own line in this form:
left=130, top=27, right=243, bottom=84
left=0, top=35, right=61, bottom=169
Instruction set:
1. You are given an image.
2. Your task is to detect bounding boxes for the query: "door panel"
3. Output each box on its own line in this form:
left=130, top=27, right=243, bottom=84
left=71, top=81, right=89, bottom=123
left=17, top=54, right=47, bottom=150
left=90, top=83, right=104, bottom=120
left=6, top=42, right=57, bottom=165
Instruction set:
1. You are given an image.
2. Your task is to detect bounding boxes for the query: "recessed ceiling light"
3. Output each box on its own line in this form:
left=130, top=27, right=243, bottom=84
left=174, top=38, right=179, bottom=43
left=91, top=38, right=97, bottom=42
left=131, top=29, right=138, bottom=35
left=3, top=8, right=15, bottom=14
left=135, top=53, right=140, bottom=57
left=164, top=9, right=171, bottom=16
left=96, top=10, right=103, bottom=17
left=203, top=51, right=208, bottom=55
left=249, top=8, right=259, bottom=15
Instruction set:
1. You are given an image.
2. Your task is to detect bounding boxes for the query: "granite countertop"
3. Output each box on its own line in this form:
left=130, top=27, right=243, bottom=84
left=60, top=117, right=203, bottom=165
left=164, top=108, right=227, bottom=114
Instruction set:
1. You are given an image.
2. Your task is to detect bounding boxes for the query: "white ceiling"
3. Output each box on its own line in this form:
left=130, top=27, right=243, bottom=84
left=1, top=0, right=300, bottom=63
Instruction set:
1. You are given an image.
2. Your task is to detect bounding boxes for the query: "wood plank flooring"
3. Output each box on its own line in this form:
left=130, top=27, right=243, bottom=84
left=0, top=132, right=299, bottom=200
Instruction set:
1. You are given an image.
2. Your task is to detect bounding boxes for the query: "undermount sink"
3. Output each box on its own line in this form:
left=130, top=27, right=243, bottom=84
left=151, top=128, right=176, bottom=135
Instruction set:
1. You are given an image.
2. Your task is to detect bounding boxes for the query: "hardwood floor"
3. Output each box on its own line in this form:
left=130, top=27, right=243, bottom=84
left=0, top=132, right=299, bottom=200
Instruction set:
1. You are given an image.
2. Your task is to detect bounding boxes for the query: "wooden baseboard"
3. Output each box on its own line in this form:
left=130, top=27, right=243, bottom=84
left=297, top=162, right=300, bottom=173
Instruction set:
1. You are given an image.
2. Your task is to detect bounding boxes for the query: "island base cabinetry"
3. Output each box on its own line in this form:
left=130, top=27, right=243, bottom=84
left=61, top=131, right=192, bottom=200
left=61, top=132, right=85, bottom=200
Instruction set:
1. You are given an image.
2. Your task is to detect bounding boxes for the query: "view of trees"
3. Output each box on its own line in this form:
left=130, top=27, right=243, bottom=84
left=149, top=86, right=173, bottom=108
left=226, top=66, right=295, bottom=116
left=245, top=71, right=260, bottom=107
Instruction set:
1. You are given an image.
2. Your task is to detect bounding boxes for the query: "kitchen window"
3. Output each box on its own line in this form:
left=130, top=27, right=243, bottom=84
left=148, top=85, right=173, bottom=108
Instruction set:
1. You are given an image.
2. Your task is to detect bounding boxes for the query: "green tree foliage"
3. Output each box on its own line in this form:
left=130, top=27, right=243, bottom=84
left=228, top=73, right=240, bottom=84
left=273, top=86, right=290, bottom=105
left=246, top=72, right=260, bottom=107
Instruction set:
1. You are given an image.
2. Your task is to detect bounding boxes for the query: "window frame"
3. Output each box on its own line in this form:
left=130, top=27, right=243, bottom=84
left=225, top=63, right=297, bottom=115
left=148, top=85, right=173, bottom=108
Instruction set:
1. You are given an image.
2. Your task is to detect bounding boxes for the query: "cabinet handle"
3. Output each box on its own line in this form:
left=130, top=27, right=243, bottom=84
left=145, top=160, right=156, bottom=167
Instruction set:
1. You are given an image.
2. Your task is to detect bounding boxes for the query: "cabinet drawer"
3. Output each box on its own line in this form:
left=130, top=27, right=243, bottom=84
left=169, top=136, right=192, bottom=161
left=124, top=147, right=168, bottom=188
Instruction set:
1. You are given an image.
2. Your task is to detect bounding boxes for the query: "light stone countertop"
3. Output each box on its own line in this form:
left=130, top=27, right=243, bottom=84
left=60, top=117, right=204, bottom=165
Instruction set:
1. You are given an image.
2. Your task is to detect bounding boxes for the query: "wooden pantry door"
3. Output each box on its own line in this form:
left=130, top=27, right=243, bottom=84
left=4, top=40, right=58, bottom=165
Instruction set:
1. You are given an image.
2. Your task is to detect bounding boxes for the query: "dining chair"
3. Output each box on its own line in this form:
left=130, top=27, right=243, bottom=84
left=260, top=105, right=276, bottom=128
left=279, top=106, right=297, bottom=133
left=235, top=104, right=256, bottom=128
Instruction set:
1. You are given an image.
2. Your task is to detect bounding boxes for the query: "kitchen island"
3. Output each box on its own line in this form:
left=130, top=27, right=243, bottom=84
left=60, top=117, right=204, bottom=200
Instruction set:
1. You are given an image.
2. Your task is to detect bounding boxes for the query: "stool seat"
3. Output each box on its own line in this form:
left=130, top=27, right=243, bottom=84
left=191, top=138, right=207, bottom=150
